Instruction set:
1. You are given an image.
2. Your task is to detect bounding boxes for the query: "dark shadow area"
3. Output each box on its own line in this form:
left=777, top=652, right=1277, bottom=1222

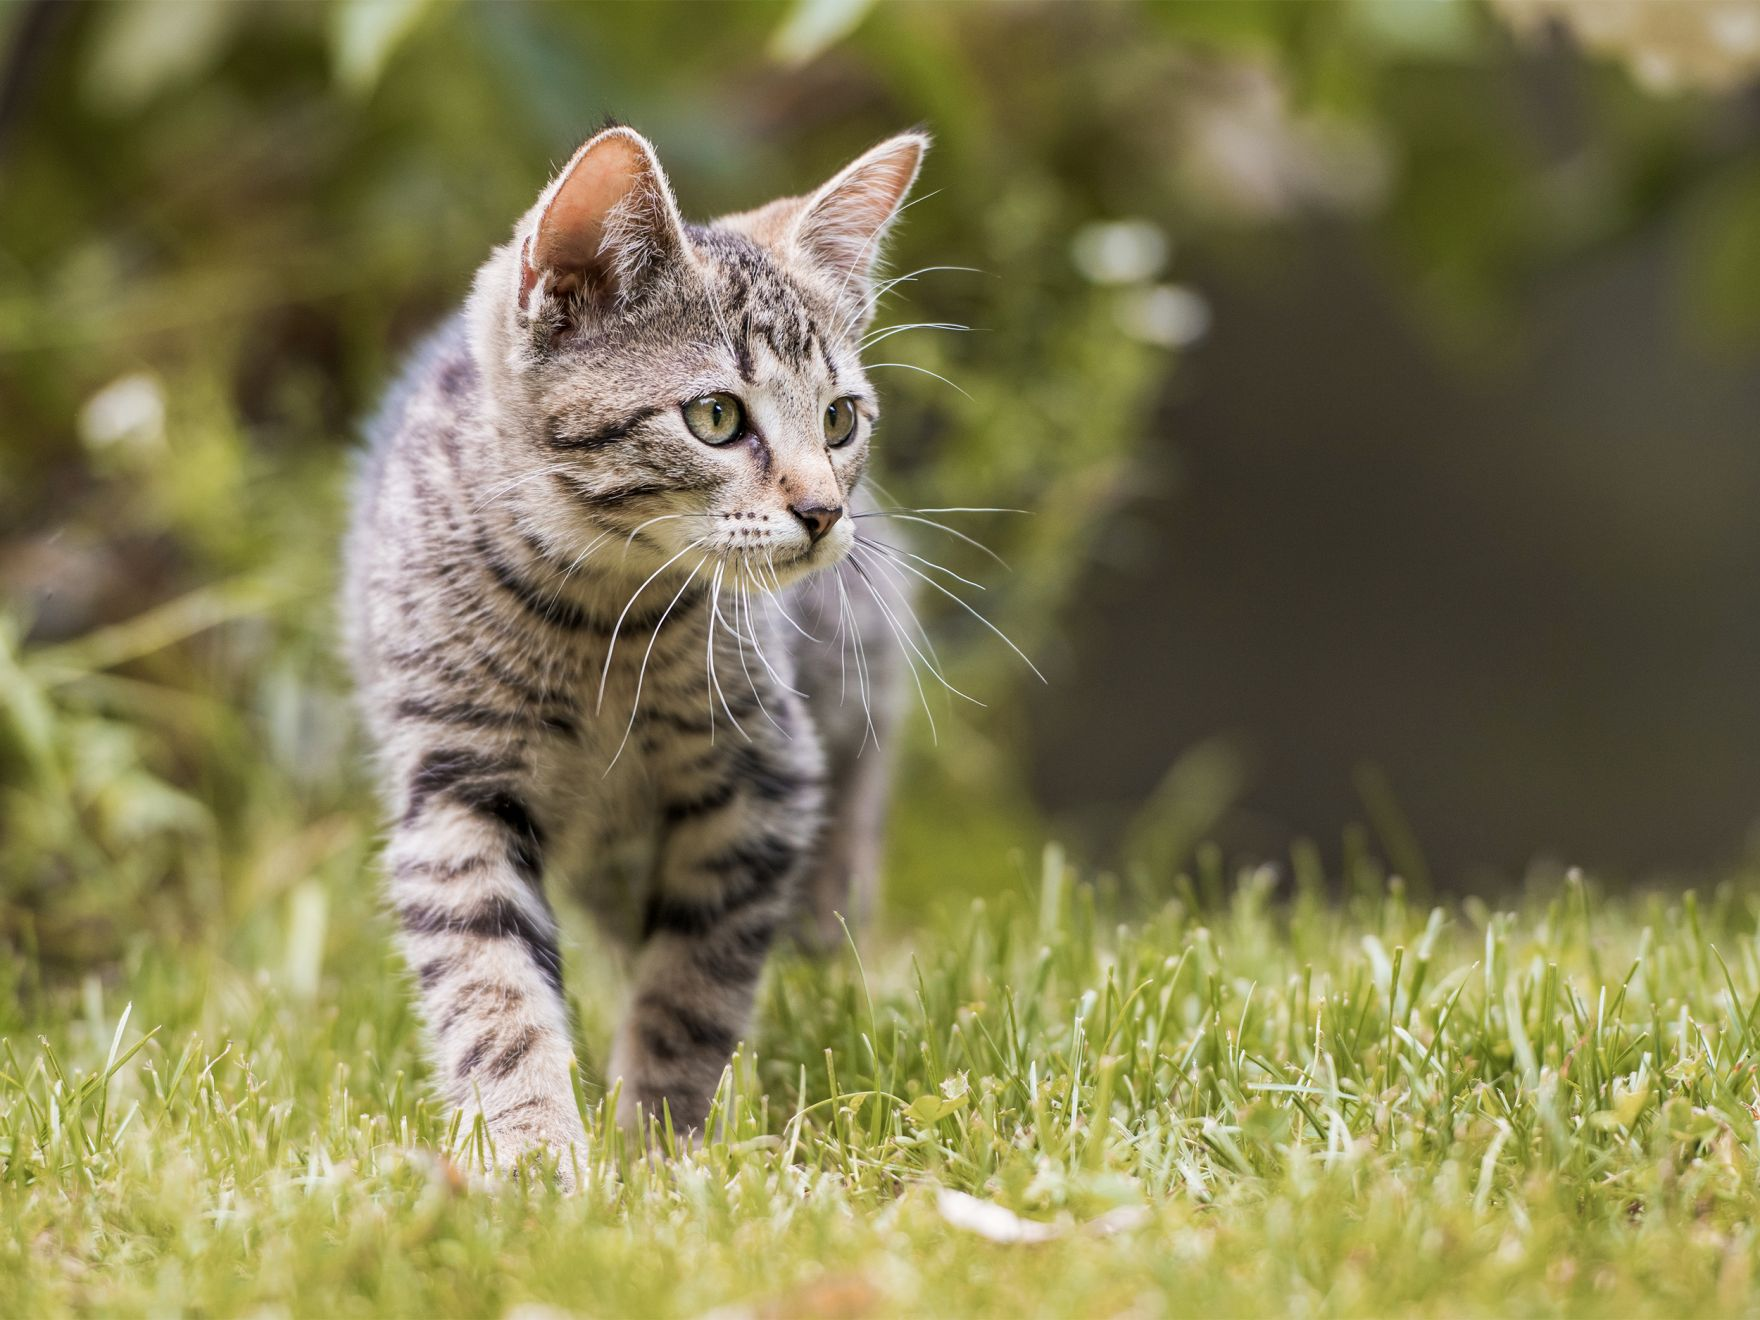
left=1033, top=220, right=1760, bottom=881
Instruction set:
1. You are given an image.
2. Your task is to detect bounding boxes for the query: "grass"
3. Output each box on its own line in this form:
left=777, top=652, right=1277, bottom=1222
left=7, top=833, right=1760, bottom=1317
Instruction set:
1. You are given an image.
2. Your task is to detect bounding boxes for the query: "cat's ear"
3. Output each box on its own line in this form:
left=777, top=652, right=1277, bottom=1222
left=518, top=126, right=690, bottom=320
left=789, top=132, right=928, bottom=295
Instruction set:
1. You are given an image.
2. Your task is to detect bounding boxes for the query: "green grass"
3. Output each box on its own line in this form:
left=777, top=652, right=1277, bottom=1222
left=7, top=840, right=1760, bottom=1317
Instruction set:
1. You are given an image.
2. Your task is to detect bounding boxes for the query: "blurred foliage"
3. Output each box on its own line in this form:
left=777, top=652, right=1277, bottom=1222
left=1492, top=0, right=1760, bottom=93
left=2, top=0, right=1759, bottom=969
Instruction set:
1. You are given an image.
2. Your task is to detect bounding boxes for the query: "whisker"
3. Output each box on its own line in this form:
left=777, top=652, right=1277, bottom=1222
left=870, top=549, right=1046, bottom=683
left=758, top=552, right=819, bottom=643
left=862, top=361, right=973, bottom=400
left=720, top=573, right=771, bottom=729
left=878, top=506, right=1028, bottom=516
left=605, top=554, right=709, bottom=774
left=563, top=529, right=617, bottom=577
left=809, top=573, right=834, bottom=632
left=838, top=263, right=982, bottom=340
left=850, top=511, right=1009, bottom=569
left=734, top=572, right=793, bottom=734
left=519, top=523, right=616, bottom=618
left=704, top=287, right=741, bottom=368
left=469, top=464, right=577, bottom=513
left=861, top=473, right=905, bottom=509
left=741, top=571, right=806, bottom=699
left=830, top=573, right=850, bottom=706
left=856, top=533, right=986, bottom=592
left=706, top=562, right=749, bottom=741
left=623, top=511, right=711, bottom=552
left=834, top=567, right=878, bottom=752
left=848, top=545, right=982, bottom=707
left=871, top=263, right=982, bottom=299
left=846, top=556, right=937, bottom=744
left=847, top=538, right=949, bottom=676
left=595, top=539, right=705, bottom=715
left=859, top=321, right=971, bottom=350
left=833, top=262, right=981, bottom=343
left=824, top=187, right=950, bottom=335
left=705, top=560, right=721, bottom=743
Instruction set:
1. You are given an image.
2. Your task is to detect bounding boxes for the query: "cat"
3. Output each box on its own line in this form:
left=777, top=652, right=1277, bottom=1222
left=341, top=123, right=925, bottom=1181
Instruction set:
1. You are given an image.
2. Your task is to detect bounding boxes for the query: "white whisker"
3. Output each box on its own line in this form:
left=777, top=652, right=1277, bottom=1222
left=848, top=538, right=949, bottom=675
left=838, top=567, right=878, bottom=753
left=759, top=551, right=819, bottom=642
left=733, top=572, right=791, bottom=735
left=740, top=569, right=805, bottom=700
left=852, top=511, right=1009, bottom=569
left=859, top=321, right=971, bottom=350
left=847, top=555, right=937, bottom=743
left=863, top=361, right=973, bottom=400
left=849, top=545, right=982, bottom=708
left=834, top=263, right=981, bottom=342
left=623, top=511, right=710, bottom=552
left=469, top=463, right=577, bottom=513
left=605, top=554, right=708, bottom=774
left=857, top=534, right=986, bottom=591
left=881, top=506, right=1027, bottom=516
left=706, top=561, right=749, bottom=742
left=596, top=539, right=705, bottom=715
left=825, top=190, right=949, bottom=338
left=870, top=549, right=1046, bottom=683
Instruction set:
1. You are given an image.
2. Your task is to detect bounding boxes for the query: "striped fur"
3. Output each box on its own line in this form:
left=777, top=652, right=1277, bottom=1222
left=342, top=127, right=924, bottom=1179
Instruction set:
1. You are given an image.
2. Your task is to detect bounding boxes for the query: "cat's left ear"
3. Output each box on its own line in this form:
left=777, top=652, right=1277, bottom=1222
left=518, top=126, right=691, bottom=321
left=789, top=132, right=928, bottom=298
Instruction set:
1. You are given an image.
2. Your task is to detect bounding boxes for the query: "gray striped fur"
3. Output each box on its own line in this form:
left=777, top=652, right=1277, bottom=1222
left=342, top=126, right=923, bottom=1179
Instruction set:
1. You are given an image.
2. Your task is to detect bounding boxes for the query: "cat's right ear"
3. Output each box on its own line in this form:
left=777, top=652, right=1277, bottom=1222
left=518, top=126, right=690, bottom=326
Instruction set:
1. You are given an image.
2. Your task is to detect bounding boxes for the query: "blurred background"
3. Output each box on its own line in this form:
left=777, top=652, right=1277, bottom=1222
left=4, top=0, right=1760, bottom=971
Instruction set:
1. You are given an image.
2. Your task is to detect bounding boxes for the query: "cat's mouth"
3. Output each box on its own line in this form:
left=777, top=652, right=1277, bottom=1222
left=751, top=544, right=816, bottom=573
left=737, top=536, right=840, bottom=582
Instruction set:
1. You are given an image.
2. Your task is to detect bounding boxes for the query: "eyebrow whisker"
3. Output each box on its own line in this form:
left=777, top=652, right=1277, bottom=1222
left=859, top=321, right=971, bottom=350
left=862, top=361, right=973, bottom=400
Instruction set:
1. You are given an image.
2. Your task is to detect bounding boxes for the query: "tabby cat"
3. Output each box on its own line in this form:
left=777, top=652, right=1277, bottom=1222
left=342, top=125, right=925, bottom=1179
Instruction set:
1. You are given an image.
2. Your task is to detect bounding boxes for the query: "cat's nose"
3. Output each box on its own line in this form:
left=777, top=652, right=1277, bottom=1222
left=788, top=502, right=844, bottom=543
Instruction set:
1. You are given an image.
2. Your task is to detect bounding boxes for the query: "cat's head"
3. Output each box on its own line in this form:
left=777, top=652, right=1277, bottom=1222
left=469, top=124, right=927, bottom=587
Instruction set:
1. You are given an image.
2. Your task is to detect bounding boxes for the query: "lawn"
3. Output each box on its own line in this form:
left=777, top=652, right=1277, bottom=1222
left=5, top=834, right=1760, bottom=1317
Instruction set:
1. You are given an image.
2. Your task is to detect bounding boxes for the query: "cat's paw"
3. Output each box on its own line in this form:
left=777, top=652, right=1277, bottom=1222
left=482, top=1100, right=587, bottom=1191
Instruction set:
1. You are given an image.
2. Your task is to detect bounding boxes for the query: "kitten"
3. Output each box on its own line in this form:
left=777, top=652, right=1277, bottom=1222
left=341, top=125, right=923, bottom=1178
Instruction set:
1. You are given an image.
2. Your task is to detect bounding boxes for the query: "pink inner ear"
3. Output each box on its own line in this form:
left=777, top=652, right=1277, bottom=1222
left=530, top=134, right=648, bottom=280
left=800, top=139, right=924, bottom=281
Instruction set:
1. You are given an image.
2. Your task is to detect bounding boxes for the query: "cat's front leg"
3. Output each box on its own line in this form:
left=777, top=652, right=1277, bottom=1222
left=610, top=723, right=824, bottom=1137
left=388, top=748, right=585, bottom=1184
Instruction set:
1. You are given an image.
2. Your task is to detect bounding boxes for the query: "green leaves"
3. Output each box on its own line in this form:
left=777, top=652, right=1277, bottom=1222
left=906, top=1075, right=970, bottom=1127
left=330, top=0, right=436, bottom=95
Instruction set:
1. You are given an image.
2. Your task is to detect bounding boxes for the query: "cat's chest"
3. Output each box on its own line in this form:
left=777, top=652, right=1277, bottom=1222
left=542, top=742, right=664, bottom=936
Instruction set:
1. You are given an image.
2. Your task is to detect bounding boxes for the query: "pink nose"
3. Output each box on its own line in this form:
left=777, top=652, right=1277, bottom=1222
left=789, top=503, right=844, bottom=543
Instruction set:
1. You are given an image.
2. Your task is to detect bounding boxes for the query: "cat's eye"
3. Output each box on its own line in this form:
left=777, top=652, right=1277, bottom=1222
left=823, top=397, right=859, bottom=447
left=682, top=393, right=744, bottom=445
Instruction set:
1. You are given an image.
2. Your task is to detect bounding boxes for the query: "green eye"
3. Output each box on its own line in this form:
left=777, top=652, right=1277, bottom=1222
left=823, top=397, right=859, bottom=447
left=682, top=393, right=744, bottom=445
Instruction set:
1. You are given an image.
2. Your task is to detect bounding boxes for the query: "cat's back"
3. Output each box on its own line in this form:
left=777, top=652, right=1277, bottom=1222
left=354, top=313, right=480, bottom=501
left=340, top=314, right=481, bottom=675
